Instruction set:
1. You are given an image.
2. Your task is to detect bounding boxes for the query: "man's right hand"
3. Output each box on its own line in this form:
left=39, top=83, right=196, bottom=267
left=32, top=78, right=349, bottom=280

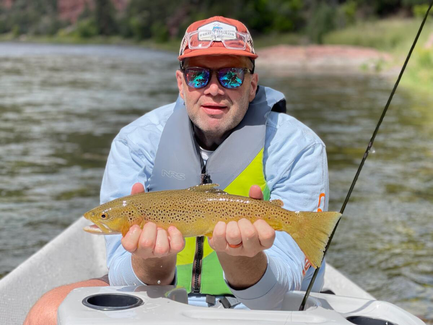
left=120, top=183, right=185, bottom=285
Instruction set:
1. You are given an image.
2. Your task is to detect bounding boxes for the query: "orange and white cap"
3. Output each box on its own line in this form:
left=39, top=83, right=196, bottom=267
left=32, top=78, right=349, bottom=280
left=178, top=16, right=258, bottom=60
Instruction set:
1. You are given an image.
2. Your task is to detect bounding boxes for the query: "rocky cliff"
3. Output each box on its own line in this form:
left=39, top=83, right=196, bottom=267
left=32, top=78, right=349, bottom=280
left=1, top=0, right=128, bottom=23
left=58, top=0, right=128, bottom=22
left=0, top=0, right=13, bottom=9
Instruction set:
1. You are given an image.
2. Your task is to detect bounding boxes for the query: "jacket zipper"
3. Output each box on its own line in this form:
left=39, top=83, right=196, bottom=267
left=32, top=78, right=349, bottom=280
left=191, top=162, right=212, bottom=293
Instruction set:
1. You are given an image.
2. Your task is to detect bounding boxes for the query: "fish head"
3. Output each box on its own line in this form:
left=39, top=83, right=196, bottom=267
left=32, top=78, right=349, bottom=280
left=83, top=203, right=141, bottom=235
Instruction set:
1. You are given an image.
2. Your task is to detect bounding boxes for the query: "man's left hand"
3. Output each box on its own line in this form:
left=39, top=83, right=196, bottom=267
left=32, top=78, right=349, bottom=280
left=208, top=185, right=276, bottom=257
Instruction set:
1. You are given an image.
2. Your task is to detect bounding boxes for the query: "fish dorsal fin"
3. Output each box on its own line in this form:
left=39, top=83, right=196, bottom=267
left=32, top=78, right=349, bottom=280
left=270, top=199, right=284, bottom=207
left=188, top=184, right=227, bottom=194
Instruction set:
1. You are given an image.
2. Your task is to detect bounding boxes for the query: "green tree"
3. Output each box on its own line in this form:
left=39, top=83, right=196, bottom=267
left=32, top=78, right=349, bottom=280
left=306, top=1, right=338, bottom=44
left=0, top=0, right=61, bottom=35
left=94, top=0, right=118, bottom=35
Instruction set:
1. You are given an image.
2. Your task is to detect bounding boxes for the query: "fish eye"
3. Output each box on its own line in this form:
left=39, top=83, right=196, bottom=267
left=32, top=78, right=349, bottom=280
left=101, top=213, right=107, bottom=219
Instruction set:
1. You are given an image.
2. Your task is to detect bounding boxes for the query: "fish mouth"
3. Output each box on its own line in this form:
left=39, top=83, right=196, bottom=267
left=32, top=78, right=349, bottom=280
left=83, top=218, right=115, bottom=235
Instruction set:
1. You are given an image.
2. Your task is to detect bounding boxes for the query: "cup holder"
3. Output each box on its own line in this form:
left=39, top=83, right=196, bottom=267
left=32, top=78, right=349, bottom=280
left=346, top=316, right=397, bottom=325
left=82, top=293, right=143, bottom=311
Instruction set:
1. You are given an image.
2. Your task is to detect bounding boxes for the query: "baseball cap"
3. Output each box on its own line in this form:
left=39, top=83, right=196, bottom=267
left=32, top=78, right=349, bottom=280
left=178, top=16, right=258, bottom=60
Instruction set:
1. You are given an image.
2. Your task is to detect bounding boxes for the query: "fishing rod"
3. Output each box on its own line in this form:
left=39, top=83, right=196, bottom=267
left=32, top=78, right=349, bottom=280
left=299, top=1, right=433, bottom=311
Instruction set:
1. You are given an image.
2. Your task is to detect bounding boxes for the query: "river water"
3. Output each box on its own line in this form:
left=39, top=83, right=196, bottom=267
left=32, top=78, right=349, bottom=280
left=0, top=42, right=432, bottom=321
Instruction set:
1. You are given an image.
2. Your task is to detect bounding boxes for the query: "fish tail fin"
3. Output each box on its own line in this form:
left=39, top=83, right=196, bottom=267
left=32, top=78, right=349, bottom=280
left=284, top=211, right=341, bottom=269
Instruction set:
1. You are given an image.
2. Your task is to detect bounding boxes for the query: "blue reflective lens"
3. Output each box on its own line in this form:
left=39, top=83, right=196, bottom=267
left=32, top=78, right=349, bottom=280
left=185, top=68, right=210, bottom=89
left=183, top=67, right=249, bottom=89
left=218, top=68, right=245, bottom=89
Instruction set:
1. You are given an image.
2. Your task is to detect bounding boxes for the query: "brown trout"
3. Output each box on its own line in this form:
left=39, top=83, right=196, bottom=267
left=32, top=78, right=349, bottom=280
left=83, top=184, right=341, bottom=268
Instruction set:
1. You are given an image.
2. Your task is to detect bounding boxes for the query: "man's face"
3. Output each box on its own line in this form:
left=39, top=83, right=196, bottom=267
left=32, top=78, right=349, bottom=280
left=176, top=55, right=258, bottom=149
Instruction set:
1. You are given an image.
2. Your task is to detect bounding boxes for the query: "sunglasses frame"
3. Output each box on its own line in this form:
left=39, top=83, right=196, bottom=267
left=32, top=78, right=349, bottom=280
left=181, top=66, right=253, bottom=89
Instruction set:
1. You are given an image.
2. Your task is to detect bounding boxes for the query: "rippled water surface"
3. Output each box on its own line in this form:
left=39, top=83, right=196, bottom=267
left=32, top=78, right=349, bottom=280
left=1, top=43, right=432, bottom=321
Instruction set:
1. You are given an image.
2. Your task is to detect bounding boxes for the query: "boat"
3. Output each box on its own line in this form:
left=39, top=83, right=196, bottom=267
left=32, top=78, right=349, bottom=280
left=0, top=216, right=426, bottom=325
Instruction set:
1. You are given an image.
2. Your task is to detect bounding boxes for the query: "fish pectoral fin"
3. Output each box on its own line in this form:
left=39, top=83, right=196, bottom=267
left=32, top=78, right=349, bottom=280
left=188, top=183, right=226, bottom=194
left=270, top=199, right=284, bottom=207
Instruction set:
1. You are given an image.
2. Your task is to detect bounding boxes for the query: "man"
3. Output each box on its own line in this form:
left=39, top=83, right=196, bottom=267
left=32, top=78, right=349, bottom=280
left=25, top=16, right=329, bottom=324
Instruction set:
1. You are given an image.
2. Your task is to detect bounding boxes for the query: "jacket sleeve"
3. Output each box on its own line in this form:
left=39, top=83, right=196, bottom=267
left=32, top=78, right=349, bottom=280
left=228, top=140, right=329, bottom=310
left=101, top=135, right=150, bottom=286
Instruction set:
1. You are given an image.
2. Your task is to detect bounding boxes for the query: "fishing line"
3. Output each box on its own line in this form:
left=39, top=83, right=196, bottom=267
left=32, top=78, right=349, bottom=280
left=299, top=1, right=433, bottom=311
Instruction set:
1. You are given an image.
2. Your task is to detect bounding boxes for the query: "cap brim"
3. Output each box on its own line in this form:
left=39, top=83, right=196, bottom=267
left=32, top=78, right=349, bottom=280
left=178, top=47, right=258, bottom=60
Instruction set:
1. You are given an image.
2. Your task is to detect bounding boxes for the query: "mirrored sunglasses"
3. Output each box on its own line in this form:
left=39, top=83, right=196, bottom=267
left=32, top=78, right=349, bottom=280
left=182, top=67, right=252, bottom=89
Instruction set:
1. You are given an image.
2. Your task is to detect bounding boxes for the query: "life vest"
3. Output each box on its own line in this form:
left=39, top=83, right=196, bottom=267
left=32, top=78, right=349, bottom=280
left=148, top=86, right=285, bottom=295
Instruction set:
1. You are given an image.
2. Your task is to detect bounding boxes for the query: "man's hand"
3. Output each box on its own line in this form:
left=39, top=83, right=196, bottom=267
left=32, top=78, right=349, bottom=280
left=121, top=183, right=185, bottom=285
left=208, top=185, right=276, bottom=257
left=208, top=185, right=276, bottom=289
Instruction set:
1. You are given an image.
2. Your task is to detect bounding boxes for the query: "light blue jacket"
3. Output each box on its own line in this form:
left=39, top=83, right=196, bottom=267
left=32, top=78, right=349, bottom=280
left=100, top=86, right=329, bottom=310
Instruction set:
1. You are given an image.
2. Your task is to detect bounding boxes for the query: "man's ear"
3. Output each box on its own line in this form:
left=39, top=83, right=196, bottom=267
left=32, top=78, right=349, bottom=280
left=249, top=73, right=259, bottom=102
left=176, top=70, right=185, bottom=100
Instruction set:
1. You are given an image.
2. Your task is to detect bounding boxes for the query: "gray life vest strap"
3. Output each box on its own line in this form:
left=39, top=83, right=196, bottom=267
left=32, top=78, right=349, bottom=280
left=148, top=86, right=285, bottom=192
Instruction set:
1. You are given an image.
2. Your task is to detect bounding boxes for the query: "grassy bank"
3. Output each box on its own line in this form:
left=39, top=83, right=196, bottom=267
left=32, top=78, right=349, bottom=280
left=324, top=18, right=433, bottom=96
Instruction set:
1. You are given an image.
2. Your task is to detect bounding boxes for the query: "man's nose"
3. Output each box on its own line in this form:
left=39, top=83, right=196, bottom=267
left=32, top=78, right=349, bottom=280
left=204, top=73, right=224, bottom=96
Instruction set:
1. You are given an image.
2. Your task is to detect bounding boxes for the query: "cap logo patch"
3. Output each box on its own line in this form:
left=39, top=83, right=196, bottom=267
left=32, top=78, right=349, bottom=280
left=197, top=21, right=237, bottom=41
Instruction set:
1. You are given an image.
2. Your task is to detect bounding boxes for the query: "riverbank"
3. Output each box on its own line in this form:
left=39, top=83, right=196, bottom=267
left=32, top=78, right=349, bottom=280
left=1, top=18, right=432, bottom=96
left=0, top=34, right=395, bottom=74
left=323, top=18, right=433, bottom=96
left=256, top=45, right=393, bottom=75
left=0, top=33, right=403, bottom=78
left=255, top=18, right=433, bottom=96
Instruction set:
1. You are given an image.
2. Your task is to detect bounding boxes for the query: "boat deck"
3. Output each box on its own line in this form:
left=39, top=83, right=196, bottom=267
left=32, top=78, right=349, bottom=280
left=0, top=217, right=373, bottom=325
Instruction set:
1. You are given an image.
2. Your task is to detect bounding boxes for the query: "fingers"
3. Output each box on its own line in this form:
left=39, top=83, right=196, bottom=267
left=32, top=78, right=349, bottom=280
left=154, top=228, right=169, bottom=255
left=121, top=225, right=141, bottom=253
left=249, top=185, right=264, bottom=200
left=140, top=223, right=159, bottom=255
left=254, top=219, right=275, bottom=250
left=209, top=218, right=275, bottom=257
left=226, top=221, right=242, bottom=247
left=209, top=222, right=227, bottom=251
left=237, top=218, right=258, bottom=251
left=131, top=183, right=145, bottom=195
left=121, top=223, right=184, bottom=259
left=167, top=226, right=185, bottom=253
